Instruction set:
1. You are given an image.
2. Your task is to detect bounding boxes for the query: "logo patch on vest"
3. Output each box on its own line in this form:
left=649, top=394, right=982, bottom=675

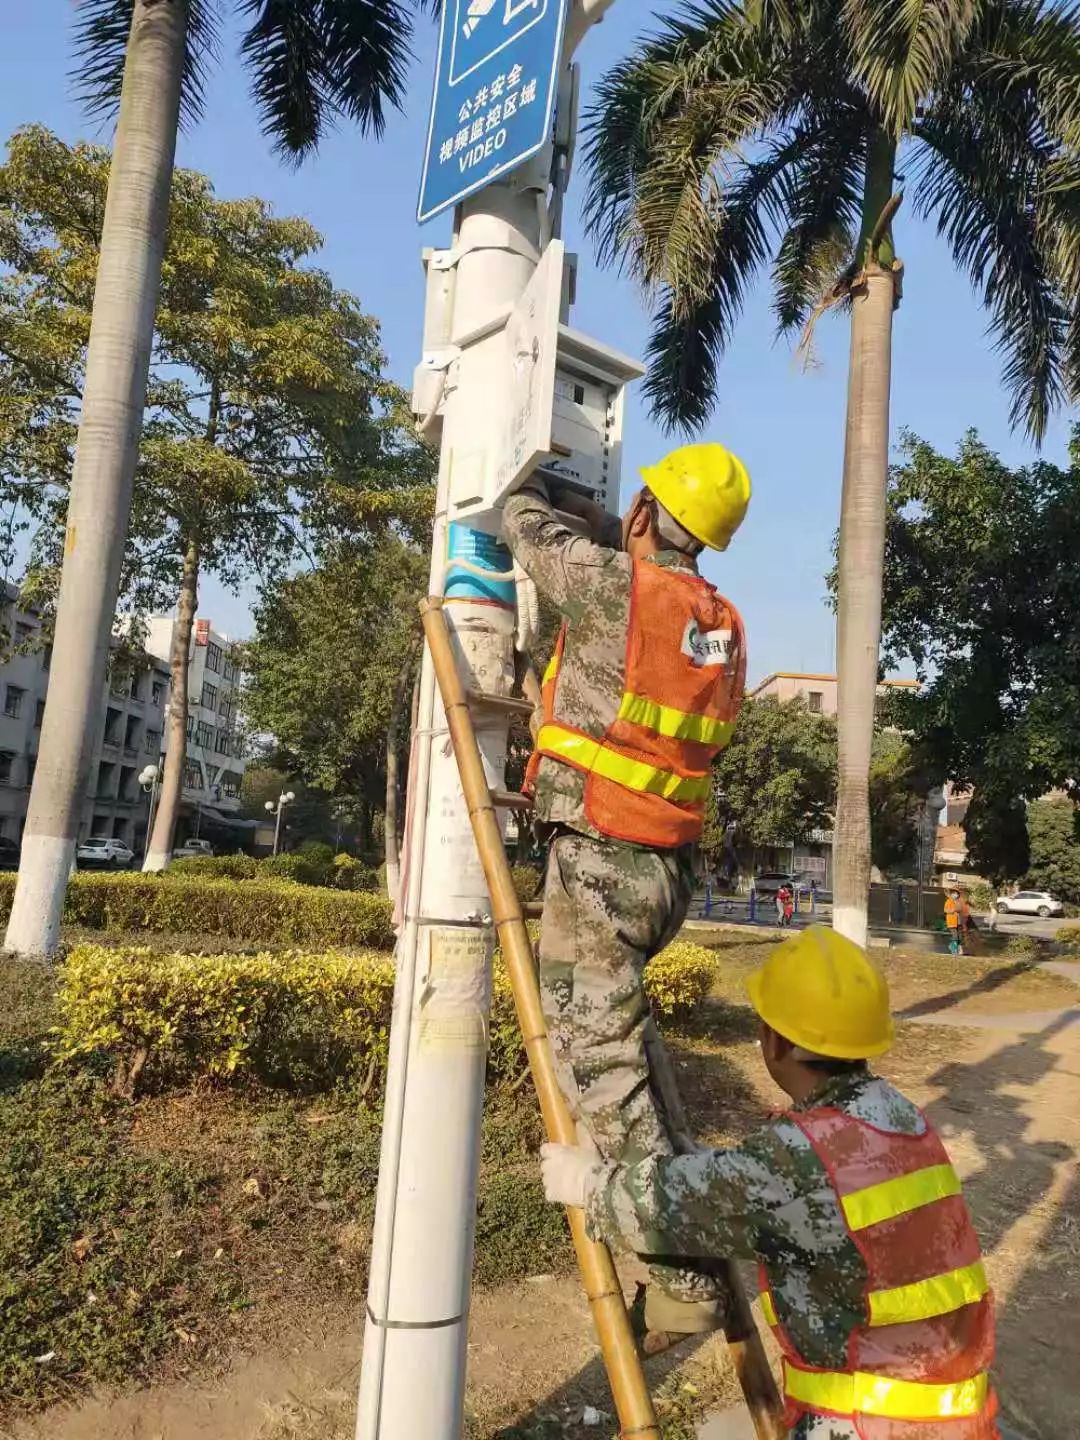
left=682, top=620, right=731, bottom=667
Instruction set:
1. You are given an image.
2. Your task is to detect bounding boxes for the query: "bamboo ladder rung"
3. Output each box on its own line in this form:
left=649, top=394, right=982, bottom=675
left=419, top=597, right=785, bottom=1440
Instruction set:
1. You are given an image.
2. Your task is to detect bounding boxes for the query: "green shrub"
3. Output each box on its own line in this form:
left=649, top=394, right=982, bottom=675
left=331, top=852, right=376, bottom=890
left=53, top=936, right=717, bottom=1097
left=510, top=863, right=541, bottom=902
left=1056, top=923, right=1080, bottom=952
left=965, top=881, right=995, bottom=913
left=54, top=945, right=397, bottom=1096
left=641, top=940, right=717, bottom=1016
left=168, top=852, right=259, bottom=880
left=0, top=872, right=395, bottom=949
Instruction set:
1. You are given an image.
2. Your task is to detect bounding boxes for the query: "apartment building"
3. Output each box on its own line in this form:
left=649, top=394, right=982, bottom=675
left=749, top=671, right=920, bottom=714
left=0, top=584, right=171, bottom=847
left=145, top=616, right=246, bottom=842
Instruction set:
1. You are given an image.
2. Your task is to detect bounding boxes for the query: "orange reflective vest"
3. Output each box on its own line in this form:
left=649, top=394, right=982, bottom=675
left=524, top=559, right=746, bottom=848
left=944, top=897, right=960, bottom=930
left=759, top=1107, right=998, bottom=1438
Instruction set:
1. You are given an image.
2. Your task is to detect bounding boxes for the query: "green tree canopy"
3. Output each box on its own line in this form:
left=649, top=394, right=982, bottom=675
left=879, top=429, right=1080, bottom=877
left=706, top=696, right=837, bottom=855
left=242, top=537, right=427, bottom=818
left=1026, top=797, right=1080, bottom=903
left=0, top=125, right=433, bottom=622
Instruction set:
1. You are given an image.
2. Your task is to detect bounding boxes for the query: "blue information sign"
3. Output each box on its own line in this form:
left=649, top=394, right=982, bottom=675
left=418, top=0, right=567, bottom=223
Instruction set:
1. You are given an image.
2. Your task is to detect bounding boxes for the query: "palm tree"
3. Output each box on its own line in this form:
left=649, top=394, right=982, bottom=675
left=583, top=0, right=1080, bottom=945
left=6, top=0, right=433, bottom=955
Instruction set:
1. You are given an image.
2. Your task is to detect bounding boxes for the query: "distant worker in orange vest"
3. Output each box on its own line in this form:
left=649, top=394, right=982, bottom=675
left=540, top=927, right=1000, bottom=1438
left=945, top=889, right=965, bottom=954
left=503, top=442, right=749, bottom=1350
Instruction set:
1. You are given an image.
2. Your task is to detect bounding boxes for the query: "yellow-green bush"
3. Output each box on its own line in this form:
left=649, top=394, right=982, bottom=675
left=642, top=940, right=718, bottom=1016
left=0, top=872, right=394, bottom=948
left=510, top=863, right=542, bottom=902
left=53, top=945, right=397, bottom=1095
left=1056, top=922, right=1080, bottom=952
left=53, top=936, right=718, bottom=1096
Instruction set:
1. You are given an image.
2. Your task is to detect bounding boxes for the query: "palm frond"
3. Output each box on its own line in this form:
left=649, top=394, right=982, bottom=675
left=317, top=0, right=415, bottom=139
left=641, top=134, right=812, bottom=431
left=238, top=0, right=328, bottom=158
left=771, top=112, right=866, bottom=332
left=72, top=0, right=220, bottom=128
left=914, top=95, right=1069, bottom=439
left=239, top=0, right=417, bottom=158
left=582, top=2, right=791, bottom=292
left=843, top=0, right=980, bottom=134
left=971, top=0, right=1080, bottom=150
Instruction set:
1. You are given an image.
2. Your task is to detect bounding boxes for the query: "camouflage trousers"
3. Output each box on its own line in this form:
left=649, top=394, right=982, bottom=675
left=539, top=829, right=723, bottom=1305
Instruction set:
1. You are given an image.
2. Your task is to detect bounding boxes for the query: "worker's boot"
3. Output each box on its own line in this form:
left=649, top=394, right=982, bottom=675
left=635, top=1284, right=724, bottom=1356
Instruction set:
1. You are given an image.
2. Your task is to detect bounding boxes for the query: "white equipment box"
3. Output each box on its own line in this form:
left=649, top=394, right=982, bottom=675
left=413, top=240, right=644, bottom=536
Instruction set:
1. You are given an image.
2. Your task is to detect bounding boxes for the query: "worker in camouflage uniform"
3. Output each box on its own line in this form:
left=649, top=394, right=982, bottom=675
left=503, top=443, right=750, bottom=1349
left=541, top=927, right=1000, bottom=1439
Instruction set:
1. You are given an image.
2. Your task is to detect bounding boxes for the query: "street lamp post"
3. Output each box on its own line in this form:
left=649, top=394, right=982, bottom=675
left=915, top=787, right=947, bottom=928
left=264, top=791, right=295, bottom=856
left=138, top=762, right=161, bottom=862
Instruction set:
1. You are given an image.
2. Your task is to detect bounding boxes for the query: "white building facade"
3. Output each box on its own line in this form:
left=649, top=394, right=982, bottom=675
left=145, top=616, right=247, bottom=842
left=0, top=584, right=171, bottom=848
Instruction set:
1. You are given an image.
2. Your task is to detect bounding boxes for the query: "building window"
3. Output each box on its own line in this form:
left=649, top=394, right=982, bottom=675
left=218, top=694, right=231, bottom=720
left=104, top=707, right=122, bottom=745
left=185, top=713, right=194, bottom=739
left=152, top=679, right=166, bottom=707
left=807, top=691, right=823, bottom=714
left=124, top=717, right=141, bottom=751
left=34, top=699, right=45, bottom=728
left=129, top=671, right=144, bottom=702
left=214, top=728, right=231, bottom=755
left=26, top=754, right=36, bottom=788
left=183, top=761, right=203, bottom=791
left=0, top=752, right=14, bottom=786
left=206, top=642, right=222, bottom=674
left=201, top=682, right=218, bottom=711
left=15, top=621, right=33, bottom=645
left=96, top=761, right=115, bottom=798
left=145, top=729, right=160, bottom=754
left=195, top=721, right=212, bottom=749
left=223, top=655, right=236, bottom=683
left=4, top=686, right=24, bottom=719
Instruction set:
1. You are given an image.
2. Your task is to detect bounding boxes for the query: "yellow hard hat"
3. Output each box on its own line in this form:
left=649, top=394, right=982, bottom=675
left=746, top=926, right=894, bottom=1059
left=640, top=442, right=751, bottom=552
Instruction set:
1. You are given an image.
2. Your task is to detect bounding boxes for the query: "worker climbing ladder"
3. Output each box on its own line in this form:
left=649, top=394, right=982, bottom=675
left=420, top=597, right=786, bottom=1440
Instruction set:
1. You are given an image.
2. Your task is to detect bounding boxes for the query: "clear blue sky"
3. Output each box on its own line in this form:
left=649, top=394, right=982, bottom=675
left=2, top=2, right=1073, bottom=682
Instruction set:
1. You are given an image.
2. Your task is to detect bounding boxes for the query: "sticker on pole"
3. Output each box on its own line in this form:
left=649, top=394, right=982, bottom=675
left=418, top=0, right=568, bottom=223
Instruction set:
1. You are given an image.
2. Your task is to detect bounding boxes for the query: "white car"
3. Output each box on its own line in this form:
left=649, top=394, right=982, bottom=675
left=172, top=839, right=214, bottom=860
left=77, top=837, right=134, bottom=869
left=995, top=889, right=1064, bottom=918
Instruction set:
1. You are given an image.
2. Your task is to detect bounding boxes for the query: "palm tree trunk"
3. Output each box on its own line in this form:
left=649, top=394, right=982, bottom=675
left=833, top=132, right=898, bottom=946
left=143, top=539, right=199, bottom=871
left=4, top=0, right=187, bottom=957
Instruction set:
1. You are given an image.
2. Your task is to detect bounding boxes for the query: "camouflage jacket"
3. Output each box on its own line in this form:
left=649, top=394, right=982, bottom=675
left=586, top=1068, right=932, bottom=1440
left=503, top=481, right=702, bottom=841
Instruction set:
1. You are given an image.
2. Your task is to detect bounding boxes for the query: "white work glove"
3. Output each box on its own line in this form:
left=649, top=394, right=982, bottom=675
left=540, top=1142, right=606, bottom=1209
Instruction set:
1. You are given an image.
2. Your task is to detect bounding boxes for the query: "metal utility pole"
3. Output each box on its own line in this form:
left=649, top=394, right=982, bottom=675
left=357, top=5, right=618, bottom=1437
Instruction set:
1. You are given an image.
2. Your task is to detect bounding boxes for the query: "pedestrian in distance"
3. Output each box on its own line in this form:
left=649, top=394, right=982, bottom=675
left=504, top=442, right=750, bottom=1353
left=783, top=884, right=795, bottom=928
left=541, top=926, right=1000, bottom=1438
left=944, top=888, right=964, bottom=955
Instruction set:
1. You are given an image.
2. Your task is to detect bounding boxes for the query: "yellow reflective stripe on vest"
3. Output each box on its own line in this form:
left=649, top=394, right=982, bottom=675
left=617, top=691, right=736, bottom=747
left=784, top=1363, right=989, bottom=1420
left=842, top=1162, right=962, bottom=1231
left=542, top=649, right=560, bottom=686
left=536, top=725, right=711, bottom=803
left=867, top=1260, right=988, bottom=1328
left=760, top=1290, right=778, bottom=1327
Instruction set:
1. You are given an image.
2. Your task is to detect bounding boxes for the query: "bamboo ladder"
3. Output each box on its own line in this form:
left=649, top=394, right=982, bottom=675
left=420, top=598, right=785, bottom=1440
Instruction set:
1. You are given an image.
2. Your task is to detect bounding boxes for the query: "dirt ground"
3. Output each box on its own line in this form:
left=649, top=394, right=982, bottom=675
left=6, top=955, right=1078, bottom=1440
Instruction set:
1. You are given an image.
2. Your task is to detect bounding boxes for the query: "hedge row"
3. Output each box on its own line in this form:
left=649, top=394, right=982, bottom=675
left=0, top=872, right=396, bottom=949
left=53, top=938, right=719, bottom=1096
left=169, top=848, right=377, bottom=891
